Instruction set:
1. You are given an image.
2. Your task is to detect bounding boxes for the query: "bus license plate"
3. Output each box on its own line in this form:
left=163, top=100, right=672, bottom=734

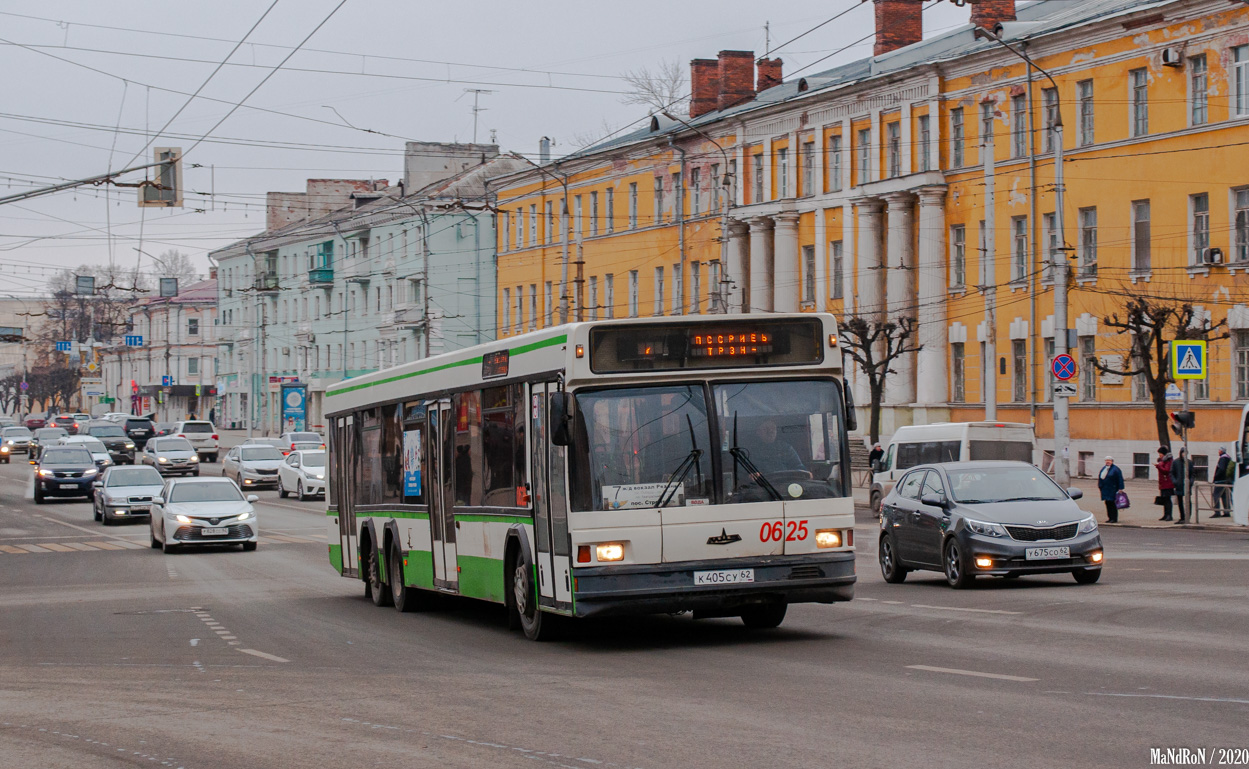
left=201, top=527, right=228, bottom=536
left=1025, top=546, right=1070, bottom=560
left=694, top=568, right=755, bottom=586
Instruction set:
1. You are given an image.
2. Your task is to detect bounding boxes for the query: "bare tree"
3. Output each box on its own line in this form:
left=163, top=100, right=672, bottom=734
left=151, top=249, right=201, bottom=288
left=839, top=315, right=922, bottom=444
left=620, top=58, right=688, bottom=115
left=1095, top=296, right=1229, bottom=450
left=31, top=264, right=149, bottom=366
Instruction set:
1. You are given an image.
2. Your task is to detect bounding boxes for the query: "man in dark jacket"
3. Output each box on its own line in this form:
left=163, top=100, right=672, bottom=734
left=1212, top=448, right=1232, bottom=517
left=1097, top=456, right=1125, bottom=523
left=1170, top=448, right=1192, bottom=524
left=868, top=443, right=884, bottom=468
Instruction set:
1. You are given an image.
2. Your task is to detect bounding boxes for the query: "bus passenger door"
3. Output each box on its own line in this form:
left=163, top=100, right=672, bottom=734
left=1234, top=404, right=1249, bottom=526
left=427, top=400, right=458, bottom=589
left=530, top=383, right=571, bottom=609
left=336, top=416, right=358, bottom=578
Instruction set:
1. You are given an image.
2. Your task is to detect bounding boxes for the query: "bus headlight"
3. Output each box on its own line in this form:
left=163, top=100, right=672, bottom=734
left=814, top=529, right=842, bottom=548
left=595, top=543, right=624, bottom=562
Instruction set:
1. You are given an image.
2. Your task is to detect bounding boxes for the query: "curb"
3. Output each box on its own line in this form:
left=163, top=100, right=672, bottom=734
left=1100, top=521, right=1247, bottom=534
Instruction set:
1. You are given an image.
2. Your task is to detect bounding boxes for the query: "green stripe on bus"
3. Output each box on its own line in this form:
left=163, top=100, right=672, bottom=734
left=328, top=543, right=343, bottom=574
left=327, top=334, right=567, bottom=397
left=454, top=513, right=531, bottom=525
left=355, top=510, right=431, bottom=520
left=456, top=554, right=505, bottom=603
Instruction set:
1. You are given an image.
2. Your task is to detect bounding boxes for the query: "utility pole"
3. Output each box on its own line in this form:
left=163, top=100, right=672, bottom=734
left=982, top=104, right=997, bottom=422
left=463, top=89, right=494, bottom=144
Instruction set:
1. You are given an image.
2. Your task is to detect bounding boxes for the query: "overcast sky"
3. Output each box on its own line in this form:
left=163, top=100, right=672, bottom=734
left=0, top=0, right=973, bottom=295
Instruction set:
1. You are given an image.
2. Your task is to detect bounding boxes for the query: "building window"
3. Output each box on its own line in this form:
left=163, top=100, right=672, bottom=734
left=981, top=101, right=995, bottom=156
left=502, top=288, right=511, bottom=334
left=1130, top=68, right=1148, bottom=137
left=515, top=208, right=524, bottom=249
left=528, top=285, right=537, bottom=330
left=951, top=342, right=965, bottom=403
left=588, top=191, right=598, bottom=236
left=653, top=267, right=664, bottom=316
left=1236, top=188, right=1249, bottom=263
left=918, top=115, right=930, bottom=172
left=1132, top=200, right=1151, bottom=273
left=671, top=263, right=682, bottom=315
left=1042, top=212, right=1057, bottom=283
left=605, top=188, right=615, bottom=233
left=857, top=128, right=871, bottom=184
left=515, top=286, right=523, bottom=334
left=709, top=261, right=722, bottom=312
left=628, top=183, right=638, bottom=229
left=802, top=245, right=816, bottom=304
left=727, top=159, right=737, bottom=203
left=1192, top=193, right=1210, bottom=265
left=573, top=195, right=582, bottom=240
left=710, top=163, right=720, bottom=211
left=545, top=201, right=554, bottom=243
left=951, top=107, right=965, bottom=167
left=1043, top=88, right=1058, bottom=153
left=887, top=122, right=901, bottom=178
left=1191, top=54, right=1208, bottom=126
left=188, top=358, right=199, bottom=376
left=978, top=219, right=987, bottom=285
left=653, top=177, right=665, bottom=225
left=529, top=204, right=537, bottom=245
left=690, top=262, right=701, bottom=314
left=1078, top=207, right=1098, bottom=276
left=1081, top=336, right=1097, bottom=402
left=829, top=135, right=843, bottom=191
left=690, top=168, right=701, bottom=215
left=628, top=270, right=639, bottom=317
left=1235, top=46, right=1249, bottom=117
left=671, top=172, right=681, bottom=219
left=187, top=317, right=199, bottom=336
left=801, top=141, right=814, bottom=196
left=499, top=211, right=509, bottom=251
left=1132, top=340, right=1149, bottom=402
left=950, top=224, right=966, bottom=287
left=1237, top=331, right=1249, bottom=400
left=604, top=274, right=614, bottom=319
left=1044, top=338, right=1054, bottom=399
left=588, top=276, right=598, bottom=321
left=752, top=153, right=764, bottom=203
left=777, top=147, right=789, bottom=198
left=1012, top=340, right=1027, bottom=403
left=1011, top=94, right=1027, bottom=157
left=1011, top=216, right=1028, bottom=282
left=544, top=282, right=553, bottom=326
left=831, top=240, right=844, bottom=299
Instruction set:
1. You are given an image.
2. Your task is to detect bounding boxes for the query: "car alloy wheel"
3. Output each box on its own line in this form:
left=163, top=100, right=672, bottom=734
left=879, top=536, right=908, bottom=583
left=944, top=540, right=974, bottom=589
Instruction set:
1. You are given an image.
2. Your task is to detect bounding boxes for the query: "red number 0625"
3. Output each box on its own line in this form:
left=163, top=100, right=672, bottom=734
left=759, top=520, right=808, bottom=542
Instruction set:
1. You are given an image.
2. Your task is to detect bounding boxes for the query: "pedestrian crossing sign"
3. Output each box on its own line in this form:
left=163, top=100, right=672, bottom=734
left=1170, top=340, right=1207, bottom=380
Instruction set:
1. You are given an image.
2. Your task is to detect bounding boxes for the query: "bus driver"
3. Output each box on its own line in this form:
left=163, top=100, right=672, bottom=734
left=741, top=418, right=805, bottom=475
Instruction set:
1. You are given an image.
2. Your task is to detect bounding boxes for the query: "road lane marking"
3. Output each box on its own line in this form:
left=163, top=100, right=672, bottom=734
left=238, top=648, right=289, bottom=663
left=907, top=665, right=1038, bottom=682
left=84, top=541, right=123, bottom=551
left=0, top=545, right=27, bottom=554
left=35, top=543, right=73, bottom=552
left=1087, top=692, right=1249, bottom=705
left=63, top=542, right=98, bottom=551
left=910, top=604, right=1023, bottom=615
left=17, top=544, right=49, bottom=553
left=34, top=516, right=135, bottom=542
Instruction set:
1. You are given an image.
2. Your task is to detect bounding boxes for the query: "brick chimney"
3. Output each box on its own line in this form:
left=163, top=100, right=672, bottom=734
left=690, top=58, right=720, bottom=118
left=873, top=0, right=924, bottom=56
left=717, top=50, right=756, bottom=112
left=969, top=0, right=1016, bottom=29
left=756, top=57, right=783, bottom=93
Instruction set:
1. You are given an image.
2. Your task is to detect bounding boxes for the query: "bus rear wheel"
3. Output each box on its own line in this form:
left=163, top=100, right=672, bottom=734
left=366, top=541, right=392, bottom=607
left=740, top=601, right=787, bottom=629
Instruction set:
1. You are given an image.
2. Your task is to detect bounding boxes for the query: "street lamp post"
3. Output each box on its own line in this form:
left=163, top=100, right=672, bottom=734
left=977, top=27, right=1072, bottom=486
left=6, top=294, right=30, bottom=415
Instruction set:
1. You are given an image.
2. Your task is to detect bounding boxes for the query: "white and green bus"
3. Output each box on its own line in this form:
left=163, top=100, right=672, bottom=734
left=324, top=313, right=858, bottom=639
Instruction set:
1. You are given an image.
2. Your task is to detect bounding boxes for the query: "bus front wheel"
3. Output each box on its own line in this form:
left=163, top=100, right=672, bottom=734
left=740, top=601, right=787, bottom=629
left=509, top=549, right=555, bottom=641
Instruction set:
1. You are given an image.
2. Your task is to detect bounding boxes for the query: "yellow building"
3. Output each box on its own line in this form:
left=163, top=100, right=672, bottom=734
left=492, top=0, right=1249, bottom=478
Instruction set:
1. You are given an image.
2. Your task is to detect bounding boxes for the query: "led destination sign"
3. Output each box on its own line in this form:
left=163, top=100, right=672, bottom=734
left=591, top=319, right=822, bottom=373
left=689, top=331, right=773, bottom=357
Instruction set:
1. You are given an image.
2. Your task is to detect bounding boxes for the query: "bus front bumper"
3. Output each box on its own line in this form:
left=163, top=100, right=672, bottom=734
left=571, top=552, right=856, bottom=618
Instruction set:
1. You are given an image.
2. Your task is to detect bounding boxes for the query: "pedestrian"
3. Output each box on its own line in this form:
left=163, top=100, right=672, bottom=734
left=1155, top=446, right=1175, bottom=521
left=868, top=442, right=884, bottom=468
left=208, top=407, right=216, bottom=426
left=1211, top=448, right=1232, bottom=518
left=1098, top=456, right=1125, bottom=523
left=1170, top=447, right=1192, bottom=524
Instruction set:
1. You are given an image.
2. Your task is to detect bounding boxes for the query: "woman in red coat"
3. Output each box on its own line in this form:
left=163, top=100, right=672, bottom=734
left=1155, top=446, right=1175, bottom=521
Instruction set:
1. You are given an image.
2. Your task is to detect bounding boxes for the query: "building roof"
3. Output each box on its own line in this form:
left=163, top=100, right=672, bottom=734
left=135, top=278, right=217, bottom=308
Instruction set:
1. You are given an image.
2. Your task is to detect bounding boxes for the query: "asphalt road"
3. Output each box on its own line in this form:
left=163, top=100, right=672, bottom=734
left=0, top=455, right=1246, bottom=769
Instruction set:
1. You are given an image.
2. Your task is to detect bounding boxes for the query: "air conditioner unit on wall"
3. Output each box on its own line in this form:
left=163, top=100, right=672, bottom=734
left=1161, top=48, right=1184, bottom=67
left=1202, top=247, right=1224, bottom=265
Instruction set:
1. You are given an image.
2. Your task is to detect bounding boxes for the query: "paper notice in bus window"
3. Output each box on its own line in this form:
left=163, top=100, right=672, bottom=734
left=403, top=429, right=423, bottom=496
left=602, top=483, right=681, bottom=510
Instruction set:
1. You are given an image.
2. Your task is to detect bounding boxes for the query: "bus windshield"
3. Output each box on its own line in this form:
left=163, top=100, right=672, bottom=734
left=571, top=379, right=848, bottom=511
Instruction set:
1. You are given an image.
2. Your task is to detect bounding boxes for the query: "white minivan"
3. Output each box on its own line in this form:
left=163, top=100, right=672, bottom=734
left=869, top=422, right=1036, bottom=512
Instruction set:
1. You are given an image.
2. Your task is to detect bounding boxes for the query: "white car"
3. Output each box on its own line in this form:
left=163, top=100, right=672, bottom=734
left=149, top=477, right=259, bottom=553
left=277, top=450, right=326, bottom=500
left=170, top=420, right=219, bottom=462
left=58, top=435, right=113, bottom=468
left=222, top=444, right=284, bottom=489
left=101, top=412, right=133, bottom=423
left=278, top=432, right=323, bottom=455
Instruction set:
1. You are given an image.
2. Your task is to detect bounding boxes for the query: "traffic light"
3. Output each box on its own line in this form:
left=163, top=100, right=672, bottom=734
left=1169, top=410, right=1195, bottom=436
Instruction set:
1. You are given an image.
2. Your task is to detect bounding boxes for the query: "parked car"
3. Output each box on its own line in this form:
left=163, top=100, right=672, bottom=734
left=1, top=426, right=33, bottom=458
left=100, top=412, right=132, bottom=422
left=242, top=437, right=286, bottom=450
left=222, top=444, right=284, bottom=489
left=278, top=432, right=323, bottom=455
left=0, top=415, right=17, bottom=428
left=23, top=413, right=47, bottom=429
left=33, top=445, right=100, bottom=504
left=290, top=441, right=323, bottom=453
left=92, top=464, right=165, bottom=525
left=877, top=461, right=1103, bottom=588
left=58, top=435, right=113, bottom=468
left=139, top=437, right=200, bottom=476
left=122, top=417, right=156, bottom=449
left=149, top=477, right=259, bottom=553
left=28, top=427, right=69, bottom=463
left=170, top=420, right=219, bottom=462
left=277, top=449, right=326, bottom=500
left=80, top=422, right=136, bottom=464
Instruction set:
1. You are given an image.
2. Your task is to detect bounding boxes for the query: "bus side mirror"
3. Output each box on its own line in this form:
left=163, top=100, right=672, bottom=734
left=842, top=379, right=858, bottom=433
left=549, top=392, right=573, bottom=447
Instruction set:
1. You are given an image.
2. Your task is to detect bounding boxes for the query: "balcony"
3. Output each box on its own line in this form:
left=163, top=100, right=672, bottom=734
left=254, top=271, right=279, bottom=292
left=394, top=306, right=425, bottom=329
left=308, top=267, right=334, bottom=285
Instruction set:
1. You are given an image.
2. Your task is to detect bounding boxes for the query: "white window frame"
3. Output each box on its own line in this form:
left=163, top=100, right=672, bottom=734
left=604, top=274, right=615, bottom=319
left=802, top=245, right=816, bottom=304
left=588, top=276, right=599, bottom=321
left=829, top=135, right=843, bottom=192
left=950, top=224, right=966, bottom=287
left=887, top=122, right=901, bottom=178
left=801, top=141, right=814, bottom=196
left=544, top=282, right=553, bottom=326
left=1011, top=94, right=1027, bottom=158
left=1011, top=215, right=1028, bottom=282
left=1234, top=187, right=1249, bottom=264
left=831, top=240, right=844, bottom=299
left=690, top=168, right=701, bottom=215
left=1079, top=207, right=1098, bottom=276
left=1132, top=200, right=1152, bottom=273
left=606, top=188, right=615, bottom=233
left=917, top=115, right=930, bottom=172
left=1077, top=79, right=1094, bottom=146
left=1130, top=68, right=1149, bottom=137
left=1190, top=54, right=1208, bottom=126
left=1235, top=46, right=1249, bottom=118
left=1191, top=193, right=1210, bottom=265
left=857, top=128, right=871, bottom=184
left=752, top=153, right=764, bottom=203
left=690, top=262, right=701, bottom=314
left=501, top=288, right=511, bottom=335
left=777, top=147, right=789, bottom=198
left=628, top=270, right=639, bottom=318
left=951, top=107, right=965, bottom=167
left=653, top=266, right=665, bottom=316
left=671, top=263, right=682, bottom=315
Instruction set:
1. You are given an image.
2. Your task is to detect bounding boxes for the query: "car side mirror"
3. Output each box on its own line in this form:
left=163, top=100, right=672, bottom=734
left=246, top=494, right=259, bottom=503
left=152, top=497, right=164, bottom=505
left=921, top=493, right=947, bottom=509
left=549, top=391, right=572, bottom=447
left=92, top=481, right=103, bottom=488
left=1067, top=487, right=1083, bottom=500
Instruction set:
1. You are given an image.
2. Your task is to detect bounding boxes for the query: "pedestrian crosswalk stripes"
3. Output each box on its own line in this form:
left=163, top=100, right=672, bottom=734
left=0, top=533, right=325, bottom=554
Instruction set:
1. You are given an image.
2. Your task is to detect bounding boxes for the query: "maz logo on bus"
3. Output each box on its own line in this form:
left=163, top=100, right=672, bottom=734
left=759, top=520, right=808, bottom=542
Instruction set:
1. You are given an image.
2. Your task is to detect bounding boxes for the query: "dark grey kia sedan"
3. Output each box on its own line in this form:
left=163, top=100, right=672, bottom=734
left=877, top=461, right=1103, bottom=588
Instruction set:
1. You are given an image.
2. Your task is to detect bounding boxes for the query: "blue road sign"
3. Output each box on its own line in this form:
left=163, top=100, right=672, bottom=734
left=125, top=335, right=143, bottom=347
left=55, top=341, right=71, bottom=352
left=162, top=375, right=173, bottom=386
left=1170, top=340, right=1207, bottom=380
left=1052, top=354, right=1078, bottom=381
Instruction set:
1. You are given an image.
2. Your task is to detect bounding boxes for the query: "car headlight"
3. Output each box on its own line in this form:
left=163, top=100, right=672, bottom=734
left=1078, top=516, right=1098, bottom=534
left=82, top=467, right=98, bottom=477
left=315, top=473, right=325, bottom=480
left=965, top=518, right=1007, bottom=537
left=175, top=514, right=192, bottom=524
left=125, top=442, right=135, bottom=449
left=1, top=446, right=9, bottom=453
left=189, top=455, right=199, bottom=462
left=157, top=456, right=168, bottom=463
left=236, top=511, right=251, bottom=521
left=38, top=468, right=54, bottom=477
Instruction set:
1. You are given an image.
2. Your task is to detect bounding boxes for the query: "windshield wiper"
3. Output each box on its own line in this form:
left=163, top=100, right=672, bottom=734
left=729, top=411, right=782, bottom=501
left=657, top=415, right=704, bottom=509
